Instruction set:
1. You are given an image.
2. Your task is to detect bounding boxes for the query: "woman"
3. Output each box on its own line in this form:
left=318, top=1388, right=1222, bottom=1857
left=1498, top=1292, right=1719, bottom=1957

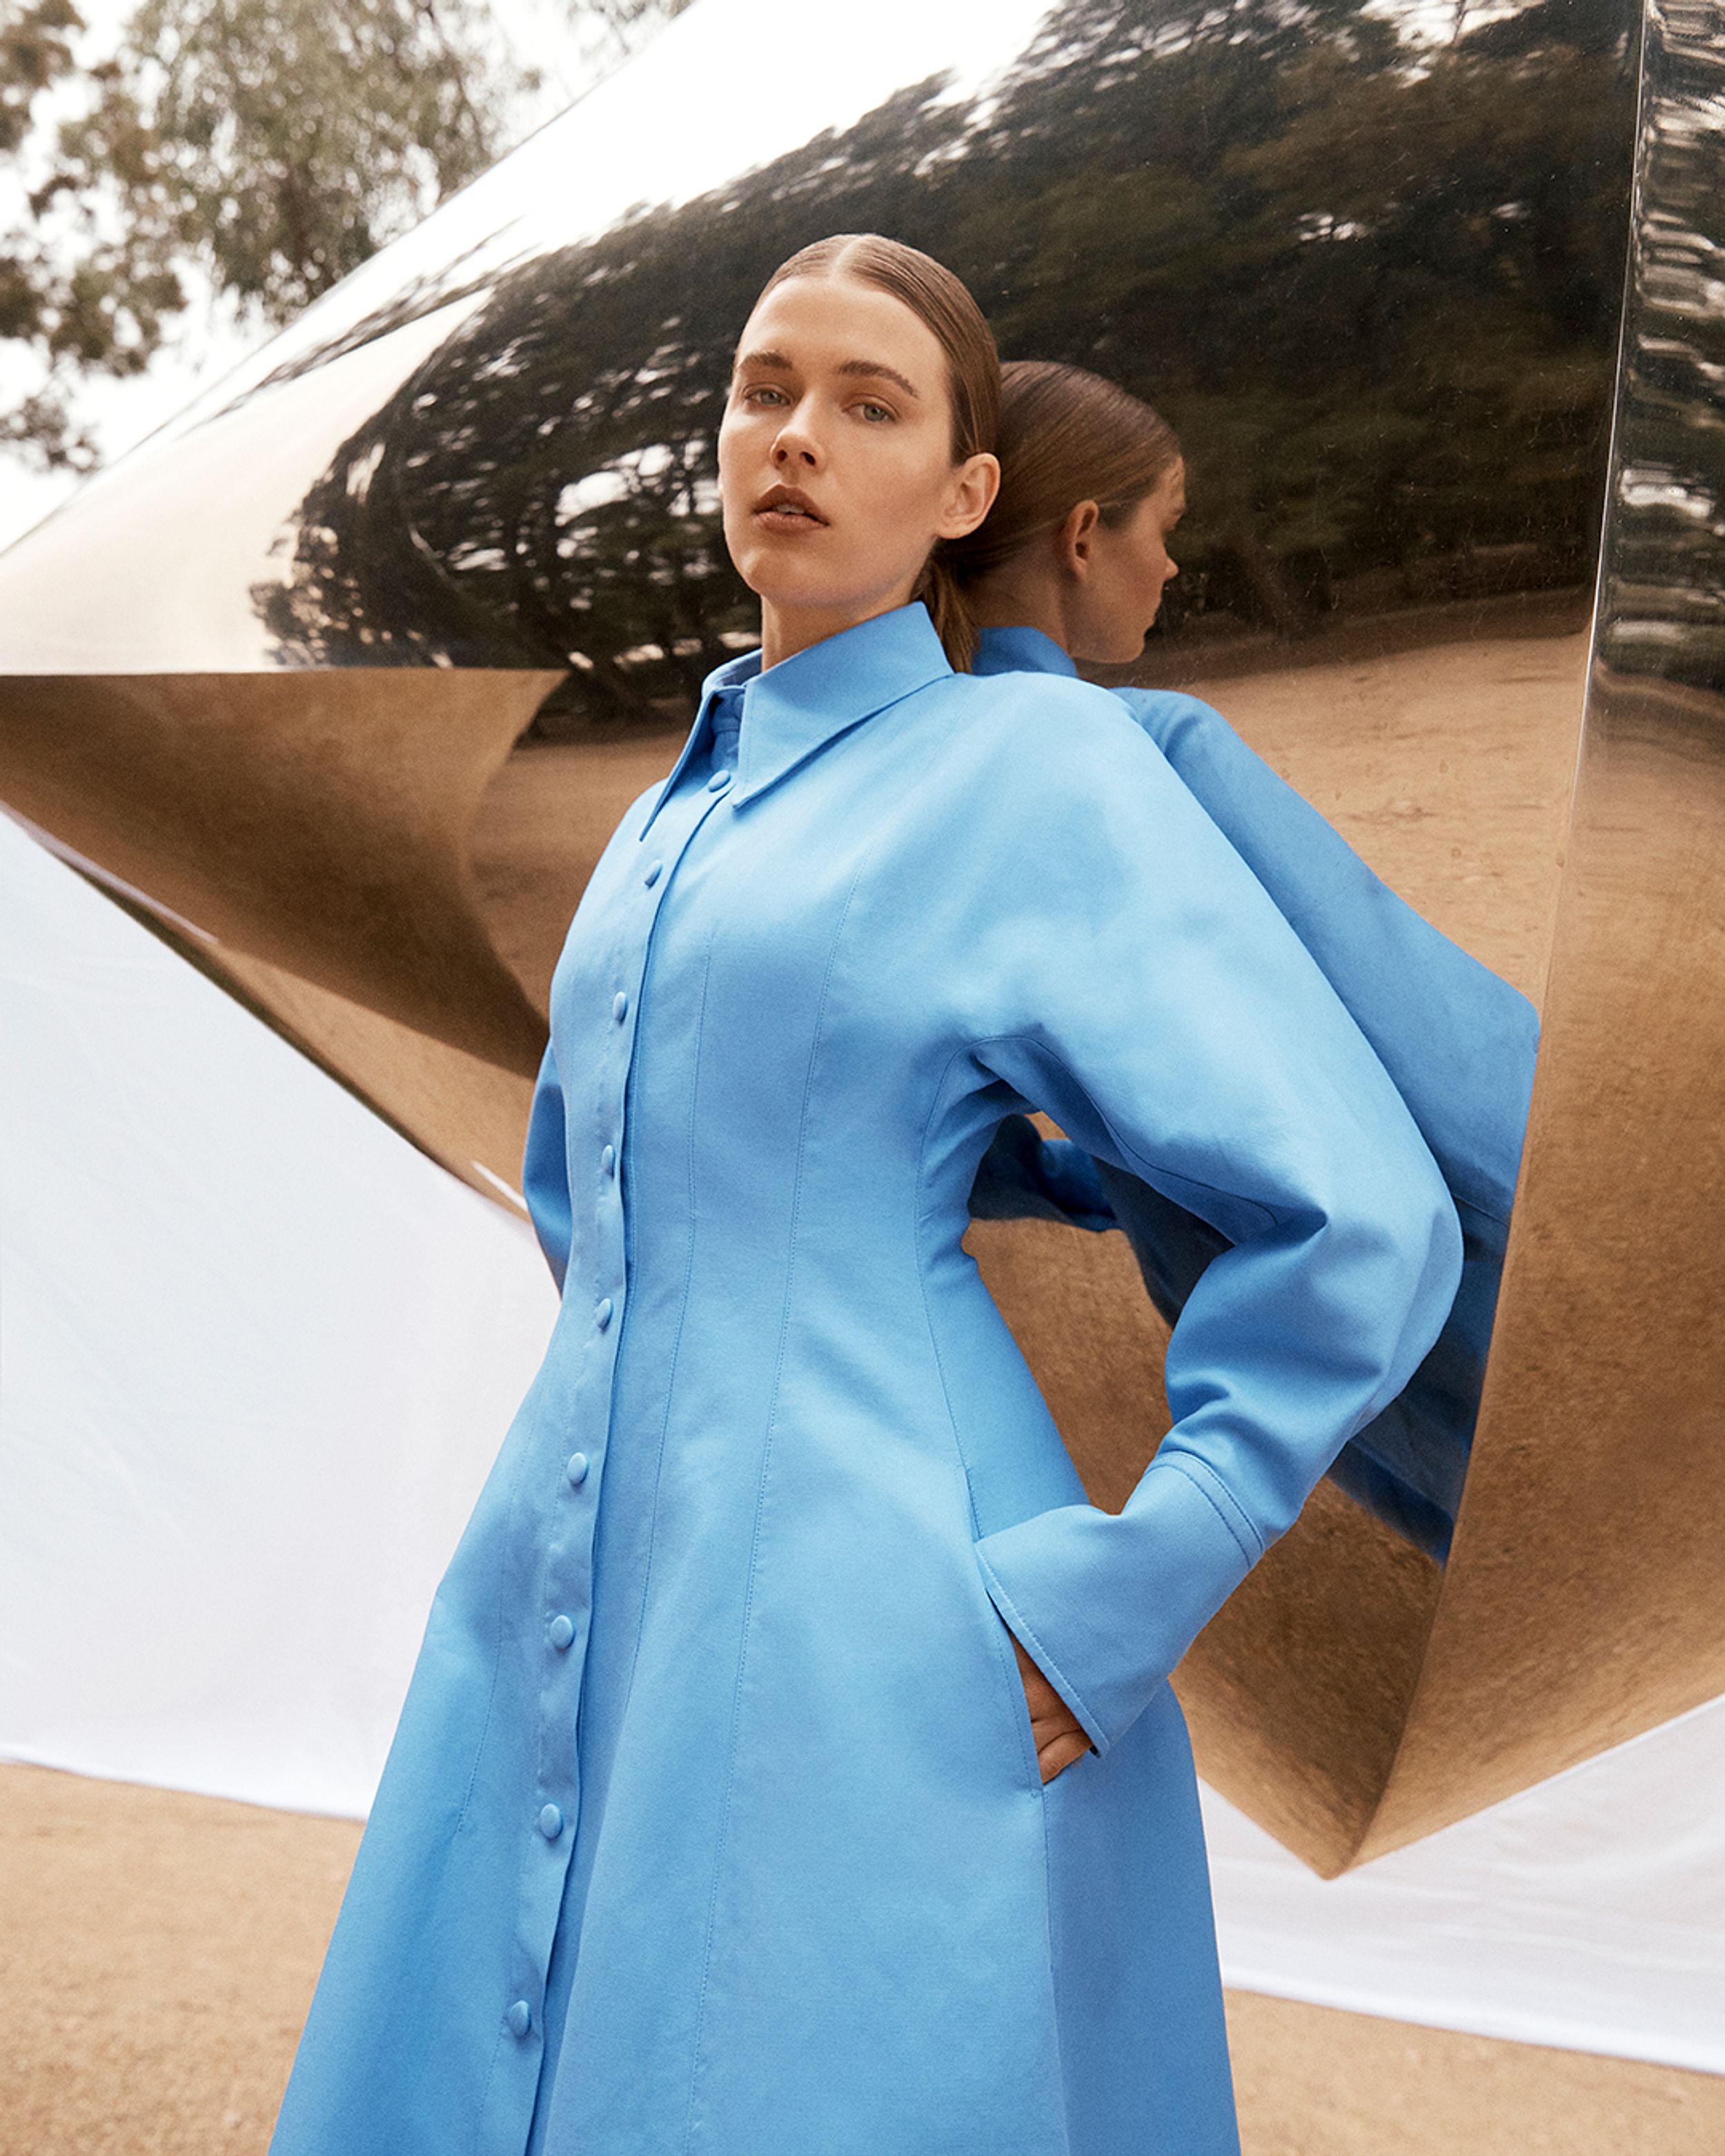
left=270, top=239, right=1459, bottom=2156
left=958, top=361, right=1539, bottom=1561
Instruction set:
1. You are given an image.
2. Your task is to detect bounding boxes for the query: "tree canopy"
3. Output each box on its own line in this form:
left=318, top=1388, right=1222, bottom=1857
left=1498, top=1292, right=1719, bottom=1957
left=0, top=0, right=689, bottom=471
left=249, top=0, right=1640, bottom=704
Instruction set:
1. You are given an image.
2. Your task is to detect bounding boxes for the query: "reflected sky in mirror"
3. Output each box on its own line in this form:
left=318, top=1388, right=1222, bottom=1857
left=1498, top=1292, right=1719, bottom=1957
left=248, top=0, right=1637, bottom=704
left=0, top=0, right=1637, bottom=689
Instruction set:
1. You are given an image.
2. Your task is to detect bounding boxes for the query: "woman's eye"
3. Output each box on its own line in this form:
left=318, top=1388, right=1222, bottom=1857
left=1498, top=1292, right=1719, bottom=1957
left=856, top=400, right=894, bottom=424
left=742, top=384, right=789, bottom=408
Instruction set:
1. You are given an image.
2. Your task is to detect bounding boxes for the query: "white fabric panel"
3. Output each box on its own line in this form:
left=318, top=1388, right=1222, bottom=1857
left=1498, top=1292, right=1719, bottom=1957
left=0, top=813, right=558, bottom=1815
left=1202, top=1703, right=1725, bottom=2074
left=1, top=811, right=1721, bottom=2070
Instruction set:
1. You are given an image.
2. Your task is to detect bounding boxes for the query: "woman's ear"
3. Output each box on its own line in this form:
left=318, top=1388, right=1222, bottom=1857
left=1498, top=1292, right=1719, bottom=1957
left=1056, top=500, right=1103, bottom=580
left=936, top=451, right=1001, bottom=541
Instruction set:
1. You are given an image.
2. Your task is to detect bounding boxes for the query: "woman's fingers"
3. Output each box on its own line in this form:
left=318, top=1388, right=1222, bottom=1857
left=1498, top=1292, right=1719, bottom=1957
left=1009, top=1632, right=1051, bottom=1698
left=1009, top=1632, right=1087, bottom=1781
left=1035, top=1727, right=1090, bottom=1783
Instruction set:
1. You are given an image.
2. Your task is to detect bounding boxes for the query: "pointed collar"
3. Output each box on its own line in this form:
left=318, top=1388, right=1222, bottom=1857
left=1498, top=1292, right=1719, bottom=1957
left=639, top=602, right=953, bottom=835
left=971, top=623, right=1078, bottom=679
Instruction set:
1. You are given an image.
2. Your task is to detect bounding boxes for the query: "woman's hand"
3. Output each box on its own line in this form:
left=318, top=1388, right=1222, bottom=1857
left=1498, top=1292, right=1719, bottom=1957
left=1011, top=1633, right=1090, bottom=1783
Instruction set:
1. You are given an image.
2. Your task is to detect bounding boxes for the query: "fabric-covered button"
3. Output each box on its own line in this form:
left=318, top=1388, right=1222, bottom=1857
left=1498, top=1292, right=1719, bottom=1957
left=644, top=860, right=663, bottom=887
left=707, top=769, right=731, bottom=792
left=548, top=1613, right=575, bottom=1650
left=565, top=1452, right=589, bottom=1487
left=600, top=1143, right=615, bottom=1177
left=538, top=1803, right=564, bottom=1841
left=595, top=1296, right=613, bottom=1331
left=507, top=2000, right=532, bottom=2039
left=612, top=991, right=629, bottom=1022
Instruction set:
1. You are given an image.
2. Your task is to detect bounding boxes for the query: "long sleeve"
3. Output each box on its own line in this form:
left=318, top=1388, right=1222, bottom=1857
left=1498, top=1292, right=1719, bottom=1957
left=964, top=684, right=1463, bottom=1757
left=1121, top=686, right=1538, bottom=1227
left=1119, top=689, right=1538, bottom=1558
left=522, top=1036, right=572, bottom=1294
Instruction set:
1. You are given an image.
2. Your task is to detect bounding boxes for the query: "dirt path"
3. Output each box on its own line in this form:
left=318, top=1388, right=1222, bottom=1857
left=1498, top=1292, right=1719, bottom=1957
left=471, top=606, right=1589, bottom=1020
left=2, top=1763, right=1719, bottom=2155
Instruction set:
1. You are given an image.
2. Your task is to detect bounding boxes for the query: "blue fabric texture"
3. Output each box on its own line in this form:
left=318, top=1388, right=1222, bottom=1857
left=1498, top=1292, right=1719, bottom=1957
left=969, top=624, right=1539, bottom=1561
left=271, top=604, right=1461, bottom=2156
left=707, top=680, right=745, bottom=777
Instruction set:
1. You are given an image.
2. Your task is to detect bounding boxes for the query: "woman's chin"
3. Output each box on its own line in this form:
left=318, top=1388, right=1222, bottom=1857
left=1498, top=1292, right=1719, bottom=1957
left=750, top=577, right=913, bottom=631
left=1074, top=634, right=1147, bottom=667
left=735, top=555, right=843, bottom=614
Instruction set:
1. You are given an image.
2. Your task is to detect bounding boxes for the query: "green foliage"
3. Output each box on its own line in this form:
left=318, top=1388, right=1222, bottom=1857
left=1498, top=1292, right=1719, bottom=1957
left=0, top=0, right=79, bottom=156
left=1, top=0, right=691, bottom=471
left=49, top=0, right=530, bottom=318
left=1, top=0, right=103, bottom=464
left=254, top=0, right=1639, bottom=701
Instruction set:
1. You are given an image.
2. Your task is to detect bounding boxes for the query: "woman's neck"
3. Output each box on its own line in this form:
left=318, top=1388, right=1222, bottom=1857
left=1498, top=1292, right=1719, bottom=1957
left=758, top=587, right=916, bottom=670
left=961, top=564, right=1074, bottom=654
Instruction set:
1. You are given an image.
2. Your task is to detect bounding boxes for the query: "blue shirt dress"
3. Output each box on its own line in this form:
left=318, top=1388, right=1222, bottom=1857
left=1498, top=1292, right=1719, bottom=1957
left=969, top=625, right=1538, bottom=1559
left=270, top=602, right=1461, bottom=2156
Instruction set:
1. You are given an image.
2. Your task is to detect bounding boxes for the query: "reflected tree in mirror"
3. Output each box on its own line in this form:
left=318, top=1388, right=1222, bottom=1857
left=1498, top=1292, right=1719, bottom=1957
left=252, top=0, right=1638, bottom=724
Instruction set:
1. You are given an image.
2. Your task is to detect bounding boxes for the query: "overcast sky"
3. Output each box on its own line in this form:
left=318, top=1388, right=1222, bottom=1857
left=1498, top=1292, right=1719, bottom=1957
left=0, top=0, right=625, bottom=553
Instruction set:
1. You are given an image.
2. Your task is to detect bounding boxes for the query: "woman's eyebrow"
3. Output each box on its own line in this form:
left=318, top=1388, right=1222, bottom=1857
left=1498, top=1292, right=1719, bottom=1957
left=835, top=358, right=921, bottom=399
left=731, top=348, right=921, bottom=401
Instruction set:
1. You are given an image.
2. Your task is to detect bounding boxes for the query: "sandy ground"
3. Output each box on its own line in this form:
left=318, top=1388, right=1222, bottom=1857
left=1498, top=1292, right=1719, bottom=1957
left=3, top=1761, right=1722, bottom=2155
left=472, top=591, right=1592, bottom=1022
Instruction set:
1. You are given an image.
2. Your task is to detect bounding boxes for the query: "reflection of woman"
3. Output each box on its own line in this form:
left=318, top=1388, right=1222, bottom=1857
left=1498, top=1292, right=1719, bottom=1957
left=271, top=243, right=1459, bottom=2156
left=958, top=362, right=1539, bottom=1561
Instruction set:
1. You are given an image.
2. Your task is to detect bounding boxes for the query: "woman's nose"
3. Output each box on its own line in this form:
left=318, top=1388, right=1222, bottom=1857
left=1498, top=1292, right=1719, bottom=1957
left=771, top=414, right=820, bottom=468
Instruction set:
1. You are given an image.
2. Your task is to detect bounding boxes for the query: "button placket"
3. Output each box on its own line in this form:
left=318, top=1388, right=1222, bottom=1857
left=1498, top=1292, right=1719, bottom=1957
left=503, top=760, right=732, bottom=2088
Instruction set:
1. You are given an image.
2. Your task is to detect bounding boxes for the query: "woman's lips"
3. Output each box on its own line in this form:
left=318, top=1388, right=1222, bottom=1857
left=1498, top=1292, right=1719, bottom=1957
left=755, top=502, right=828, bottom=535
left=753, top=484, right=828, bottom=534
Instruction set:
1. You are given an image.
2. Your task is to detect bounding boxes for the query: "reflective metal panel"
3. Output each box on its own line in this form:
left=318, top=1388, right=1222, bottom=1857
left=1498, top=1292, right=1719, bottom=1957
left=1334, top=0, right=1725, bottom=1861
left=0, top=0, right=1693, bottom=1868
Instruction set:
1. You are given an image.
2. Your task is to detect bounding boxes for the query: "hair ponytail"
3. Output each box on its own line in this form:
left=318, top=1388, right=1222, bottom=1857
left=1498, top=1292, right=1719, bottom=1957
left=947, top=362, right=1181, bottom=590
left=914, top=548, right=978, bottom=671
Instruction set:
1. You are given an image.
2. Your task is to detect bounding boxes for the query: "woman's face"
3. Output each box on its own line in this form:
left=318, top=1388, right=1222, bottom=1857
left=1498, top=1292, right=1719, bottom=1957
left=718, top=273, right=998, bottom=664
left=1069, top=459, right=1187, bottom=665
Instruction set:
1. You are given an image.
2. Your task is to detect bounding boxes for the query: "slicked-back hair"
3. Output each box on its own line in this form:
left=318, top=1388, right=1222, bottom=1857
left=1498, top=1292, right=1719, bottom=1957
left=947, top=360, right=1181, bottom=587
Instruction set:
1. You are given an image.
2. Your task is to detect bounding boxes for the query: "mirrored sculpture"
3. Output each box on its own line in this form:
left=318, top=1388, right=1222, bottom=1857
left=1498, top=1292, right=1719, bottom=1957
left=3, top=0, right=1719, bottom=1873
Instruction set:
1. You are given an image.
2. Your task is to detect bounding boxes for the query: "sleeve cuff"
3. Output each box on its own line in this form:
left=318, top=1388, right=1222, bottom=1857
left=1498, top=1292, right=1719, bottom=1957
left=972, top=1454, right=1261, bottom=1756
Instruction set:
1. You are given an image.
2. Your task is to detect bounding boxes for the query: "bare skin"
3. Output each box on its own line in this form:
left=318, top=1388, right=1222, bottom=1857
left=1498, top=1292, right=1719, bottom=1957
left=718, top=273, right=998, bottom=669
left=966, top=459, right=1187, bottom=665
left=1013, top=1635, right=1093, bottom=1783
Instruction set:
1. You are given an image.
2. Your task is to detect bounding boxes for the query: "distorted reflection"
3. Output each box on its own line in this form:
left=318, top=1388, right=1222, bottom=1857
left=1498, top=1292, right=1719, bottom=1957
left=253, top=0, right=1636, bottom=706
left=0, top=0, right=1646, bottom=1579
left=1597, top=1, right=1725, bottom=685
left=413, top=0, right=1633, bottom=1565
left=9, top=0, right=1717, bottom=1858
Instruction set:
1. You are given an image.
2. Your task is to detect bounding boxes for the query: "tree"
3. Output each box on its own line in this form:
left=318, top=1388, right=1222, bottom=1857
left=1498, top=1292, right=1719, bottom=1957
left=248, top=0, right=1639, bottom=709
left=0, top=0, right=689, bottom=471
left=0, top=0, right=153, bottom=470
